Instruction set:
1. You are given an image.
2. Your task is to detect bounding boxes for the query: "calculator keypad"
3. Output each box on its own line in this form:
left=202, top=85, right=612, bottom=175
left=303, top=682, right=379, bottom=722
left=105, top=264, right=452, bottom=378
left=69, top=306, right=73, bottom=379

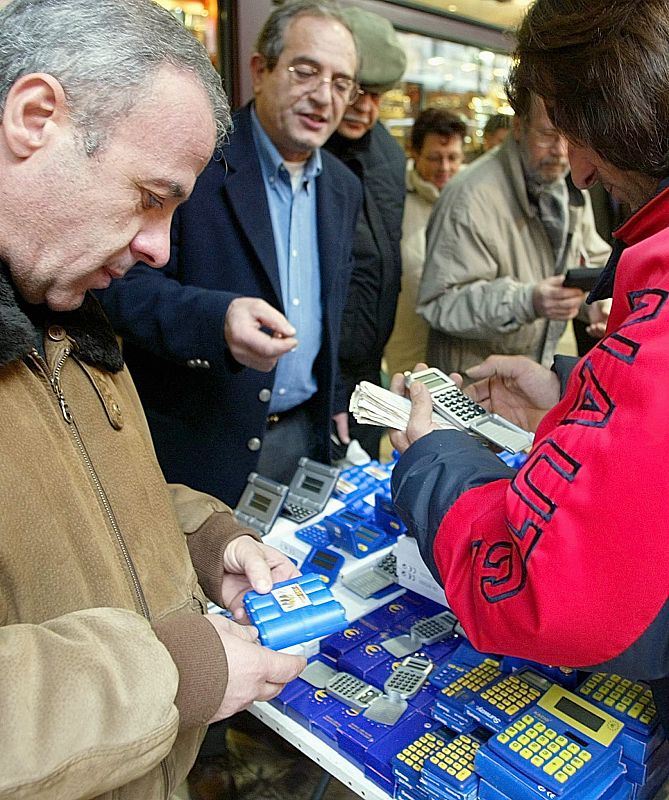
left=494, top=714, right=593, bottom=787
left=441, top=658, right=502, bottom=696
left=295, top=523, right=332, bottom=548
left=283, top=503, right=314, bottom=522
left=577, top=672, right=657, bottom=728
left=395, top=732, right=447, bottom=775
left=435, top=388, right=487, bottom=422
left=479, top=673, right=542, bottom=717
left=425, top=734, right=481, bottom=786
left=376, top=553, right=397, bottom=579
left=326, top=672, right=381, bottom=709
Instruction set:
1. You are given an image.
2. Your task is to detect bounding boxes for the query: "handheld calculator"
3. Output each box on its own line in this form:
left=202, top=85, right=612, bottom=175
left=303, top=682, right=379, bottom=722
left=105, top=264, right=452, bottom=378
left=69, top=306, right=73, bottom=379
left=429, top=642, right=502, bottom=732
left=325, top=511, right=391, bottom=558
left=234, top=472, right=289, bottom=536
left=294, top=522, right=332, bottom=549
left=342, top=552, right=398, bottom=599
left=405, top=367, right=534, bottom=454
left=393, top=731, right=449, bottom=787
left=384, top=655, right=433, bottom=700
left=374, top=488, right=407, bottom=536
left=383, top=609, right=458, bottom=657
left=421, top=732, right=483, bottom=800
left=576, top=672, right=658, bottom=736
left=301, top=546, right=345, bottom=586
left=468, top=667, right=554, bottom=733
left=326, top=672, right=383, bottom=711
left=476, top=684, right=625, bottom=799
left=280, top=458, right=340, bottom=523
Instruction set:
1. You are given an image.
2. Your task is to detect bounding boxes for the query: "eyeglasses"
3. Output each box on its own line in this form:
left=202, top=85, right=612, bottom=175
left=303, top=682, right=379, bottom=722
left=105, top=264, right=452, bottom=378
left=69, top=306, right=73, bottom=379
left=528, top=126, right=566, bottom=149
left=287, top=63, right=360, bottom=105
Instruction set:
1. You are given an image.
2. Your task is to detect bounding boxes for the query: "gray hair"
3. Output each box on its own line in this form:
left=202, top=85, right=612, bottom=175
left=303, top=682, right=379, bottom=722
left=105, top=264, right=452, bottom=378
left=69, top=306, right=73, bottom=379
left=258, top=0, right=357, bottom=72
left=0, top=0, right=231, bottom=154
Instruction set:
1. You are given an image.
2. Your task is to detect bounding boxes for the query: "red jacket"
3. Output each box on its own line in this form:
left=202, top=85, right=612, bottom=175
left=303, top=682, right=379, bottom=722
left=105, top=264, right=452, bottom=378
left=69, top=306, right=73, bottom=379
left=393, top=187, right=669, bottom=676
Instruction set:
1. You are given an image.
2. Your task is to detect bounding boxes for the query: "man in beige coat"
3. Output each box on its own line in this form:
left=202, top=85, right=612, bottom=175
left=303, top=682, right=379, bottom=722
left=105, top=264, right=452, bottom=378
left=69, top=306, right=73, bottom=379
left=0, top=1, right=305, bottom=798
left=418, top=91, right=611, bottom=374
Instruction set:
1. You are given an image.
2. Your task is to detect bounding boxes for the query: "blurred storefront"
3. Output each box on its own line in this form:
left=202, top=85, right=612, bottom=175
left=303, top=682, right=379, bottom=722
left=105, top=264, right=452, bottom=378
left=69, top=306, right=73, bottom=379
left=158, top=0, right=529, bottom=156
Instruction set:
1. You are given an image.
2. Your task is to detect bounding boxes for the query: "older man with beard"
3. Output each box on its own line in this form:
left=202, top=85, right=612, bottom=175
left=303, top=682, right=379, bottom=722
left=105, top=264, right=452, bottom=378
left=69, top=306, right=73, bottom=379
left=417, top=92, right=611, bottom=374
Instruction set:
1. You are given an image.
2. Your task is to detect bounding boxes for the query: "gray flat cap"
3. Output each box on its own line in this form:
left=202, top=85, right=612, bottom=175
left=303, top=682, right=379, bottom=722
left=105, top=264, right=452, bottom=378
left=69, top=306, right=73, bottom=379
left=341, top=7, right=407, bottom=92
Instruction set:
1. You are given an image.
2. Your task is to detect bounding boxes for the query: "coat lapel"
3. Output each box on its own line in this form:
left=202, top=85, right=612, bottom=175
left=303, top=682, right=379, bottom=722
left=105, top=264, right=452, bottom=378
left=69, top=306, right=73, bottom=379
left=316, top=157, right=349, bottom=301
left=220, top=105, right=283, bottom=309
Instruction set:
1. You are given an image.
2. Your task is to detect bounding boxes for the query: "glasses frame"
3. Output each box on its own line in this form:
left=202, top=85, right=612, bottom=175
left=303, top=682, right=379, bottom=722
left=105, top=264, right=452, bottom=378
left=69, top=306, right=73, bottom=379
left=287, top=63, right=360, bottom=106
left=526, top=125, right=566, bottom=150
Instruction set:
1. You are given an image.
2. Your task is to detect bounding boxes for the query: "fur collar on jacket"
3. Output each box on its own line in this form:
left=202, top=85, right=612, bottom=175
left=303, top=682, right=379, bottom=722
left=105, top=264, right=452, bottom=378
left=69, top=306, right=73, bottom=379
left=0, top=261, right=123, bottom=372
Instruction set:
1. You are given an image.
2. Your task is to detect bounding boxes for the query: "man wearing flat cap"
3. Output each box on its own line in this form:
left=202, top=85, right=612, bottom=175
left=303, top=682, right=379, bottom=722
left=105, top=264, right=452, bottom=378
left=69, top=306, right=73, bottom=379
left=325, top=7, right=407, bottom=459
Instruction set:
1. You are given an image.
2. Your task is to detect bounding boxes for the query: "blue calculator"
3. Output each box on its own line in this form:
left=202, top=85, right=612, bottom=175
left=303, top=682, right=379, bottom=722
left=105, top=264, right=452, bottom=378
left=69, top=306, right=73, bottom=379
left=475, top=684, right=626, bottom=799
left=575, top=672, right=663, bottom=763
left=467, top=667, right=554, bottom=733
left=576, top=672, right=658, bottom=737
left=243, top=573, right=347, bottom=650
left=429, top=641, right=502, bottom=732
left=374, top=487, right=407, bottom=537
left=325, top=511, right=392, bottom=558
left=420, top=731, right=485, bottom=800
left=301, top=546, right=345, bottom=586
left=295, top=522, right=332, bottom=549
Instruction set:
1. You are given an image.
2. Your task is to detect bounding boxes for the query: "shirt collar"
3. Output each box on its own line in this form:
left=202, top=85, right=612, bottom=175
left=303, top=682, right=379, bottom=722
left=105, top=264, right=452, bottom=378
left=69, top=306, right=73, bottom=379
left=250, top=103, right=322, bottom=183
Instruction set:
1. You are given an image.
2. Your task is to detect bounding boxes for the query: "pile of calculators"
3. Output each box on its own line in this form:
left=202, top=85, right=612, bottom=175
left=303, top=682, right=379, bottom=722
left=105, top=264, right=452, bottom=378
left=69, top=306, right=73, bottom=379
left=270, top=589, right=669, bottom=800
left=237, top=456, right=668, bottom=800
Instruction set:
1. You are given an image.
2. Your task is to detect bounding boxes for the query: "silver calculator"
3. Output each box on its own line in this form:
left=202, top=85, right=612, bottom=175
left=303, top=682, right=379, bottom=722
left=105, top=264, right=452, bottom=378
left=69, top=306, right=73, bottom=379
left=384, top=655, right=433, bottom=700
left=326, top=672, right=383, bottom=710
left=342, top=552, right=398, bottom=599
left=405, top=367, right=534, bottom=454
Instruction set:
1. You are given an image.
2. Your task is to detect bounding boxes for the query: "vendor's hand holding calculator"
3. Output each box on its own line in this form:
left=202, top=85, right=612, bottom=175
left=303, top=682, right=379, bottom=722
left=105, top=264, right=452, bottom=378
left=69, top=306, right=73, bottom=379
left=405, top=367, right=534, bottom=454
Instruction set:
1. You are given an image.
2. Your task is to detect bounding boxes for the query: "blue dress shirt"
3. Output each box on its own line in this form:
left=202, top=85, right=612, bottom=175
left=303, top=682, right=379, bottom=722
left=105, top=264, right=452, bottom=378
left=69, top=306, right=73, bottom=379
left=251, top=106, right=322, bottom=414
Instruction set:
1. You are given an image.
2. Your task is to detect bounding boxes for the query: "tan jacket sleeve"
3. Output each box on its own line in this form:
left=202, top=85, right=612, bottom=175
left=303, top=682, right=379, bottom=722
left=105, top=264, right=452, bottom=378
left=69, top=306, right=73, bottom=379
left=167, top=483, right=261, bottom=608
left=0, top=608, right=179, bottom=800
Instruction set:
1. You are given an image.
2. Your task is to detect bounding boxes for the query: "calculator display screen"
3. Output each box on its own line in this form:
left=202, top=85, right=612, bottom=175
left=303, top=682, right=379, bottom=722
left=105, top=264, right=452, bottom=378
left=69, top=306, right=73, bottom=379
left=555, top=696, right=604, bottom=733
left=301, top=475, right=324, bottom=494
left=520, top=670, right=553, bottom=692
left=418, top=373, right=450, bottom=390
left=341, top=511, right=361, bottom=523
left=249, top=492, right=271, bottom=514
left=312, top=551, right=337, bottom=569
left=357, top=526, right=377, bottom=542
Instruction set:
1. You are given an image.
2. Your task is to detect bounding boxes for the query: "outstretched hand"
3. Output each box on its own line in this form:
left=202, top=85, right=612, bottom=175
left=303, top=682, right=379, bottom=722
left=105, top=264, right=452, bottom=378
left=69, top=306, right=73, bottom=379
left=465, top=355, right=560, bottom=432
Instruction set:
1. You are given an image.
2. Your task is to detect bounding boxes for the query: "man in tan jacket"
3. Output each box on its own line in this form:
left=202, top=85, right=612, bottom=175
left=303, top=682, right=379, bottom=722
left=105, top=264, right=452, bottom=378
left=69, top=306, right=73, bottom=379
left=0, top=1, right=305, bottom=798
left=418, top=91, right=611, bottom=374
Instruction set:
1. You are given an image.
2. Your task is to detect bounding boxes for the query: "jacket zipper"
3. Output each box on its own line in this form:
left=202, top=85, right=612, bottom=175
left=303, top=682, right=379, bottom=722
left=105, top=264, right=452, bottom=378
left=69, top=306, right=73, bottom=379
left=34, top=347, right=151, bottom=619
left=31, top=348, right=172, bottom=795
left=31, top=347, right=171, bottom=797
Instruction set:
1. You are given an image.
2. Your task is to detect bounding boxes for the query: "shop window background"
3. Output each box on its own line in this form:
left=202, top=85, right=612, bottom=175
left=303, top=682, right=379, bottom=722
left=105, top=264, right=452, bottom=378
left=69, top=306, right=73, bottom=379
left=381, top=31, right=513, bottom=159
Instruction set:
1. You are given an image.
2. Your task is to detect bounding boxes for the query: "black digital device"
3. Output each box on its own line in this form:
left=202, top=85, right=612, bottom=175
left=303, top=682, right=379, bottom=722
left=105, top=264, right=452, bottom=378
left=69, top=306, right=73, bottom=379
left=234, top=472, right=289, bottom=536
left=280, top=457, right=340, bottom=523
left=563, top=266, right=604, bottom=291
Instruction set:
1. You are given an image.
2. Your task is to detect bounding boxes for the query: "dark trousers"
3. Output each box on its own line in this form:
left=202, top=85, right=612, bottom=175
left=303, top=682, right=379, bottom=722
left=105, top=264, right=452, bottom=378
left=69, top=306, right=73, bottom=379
left=255, top=400, right=323, bottom=485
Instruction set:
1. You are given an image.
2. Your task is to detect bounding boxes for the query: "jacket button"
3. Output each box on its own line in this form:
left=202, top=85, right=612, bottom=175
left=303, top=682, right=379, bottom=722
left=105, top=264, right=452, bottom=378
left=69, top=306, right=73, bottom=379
left=201, top=360, right=211, bottom=369
left=247, top=437, right=261, bottom=452
left=258, top=389, right=271, bottom=403
left=186, top=359, right=197, bottom=367
left=47, top=325, right=66, bottom=341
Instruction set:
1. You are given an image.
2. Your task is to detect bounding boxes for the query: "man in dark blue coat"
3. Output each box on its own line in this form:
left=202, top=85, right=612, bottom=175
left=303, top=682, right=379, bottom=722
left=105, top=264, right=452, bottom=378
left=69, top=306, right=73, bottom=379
left=324, top=7, right=407, bottom=460
left=98, top=0, right=361, bottom=507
